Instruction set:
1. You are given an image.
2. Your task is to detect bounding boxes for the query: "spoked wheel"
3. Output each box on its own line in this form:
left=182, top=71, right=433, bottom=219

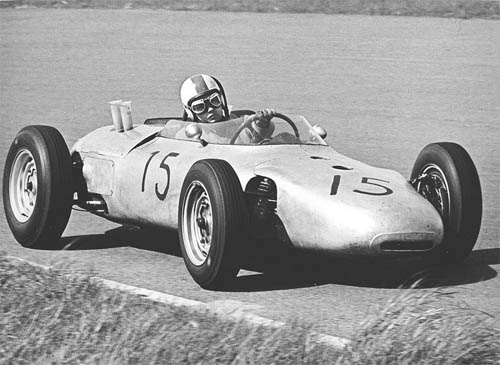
left=179, top=159, right=248, bottom=289
left=3, top=125, right=73, bottom=249
left=411, top=142, right=482, bottom=263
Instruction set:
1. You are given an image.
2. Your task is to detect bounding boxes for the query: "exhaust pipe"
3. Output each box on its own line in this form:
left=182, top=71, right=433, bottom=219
left=109, top=100, right=133, bottom=132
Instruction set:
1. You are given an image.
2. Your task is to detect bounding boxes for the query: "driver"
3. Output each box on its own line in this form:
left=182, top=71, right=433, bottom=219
left=180, top=74, right=275, bottom=143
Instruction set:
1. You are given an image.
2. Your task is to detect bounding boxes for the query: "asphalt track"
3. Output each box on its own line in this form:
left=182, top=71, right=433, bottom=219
left=1, top=9, right=499, bottom=339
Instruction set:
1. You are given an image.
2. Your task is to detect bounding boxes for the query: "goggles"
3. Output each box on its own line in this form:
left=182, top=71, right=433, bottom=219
left=189, top=92, right=222, bottom=114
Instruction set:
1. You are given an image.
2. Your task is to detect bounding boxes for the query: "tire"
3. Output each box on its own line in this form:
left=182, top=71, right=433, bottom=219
left=3, top=125, right=73, bottom=249
left=411, top=142, right=482, bottom=263
left=178, top=159, right=248, bottom=289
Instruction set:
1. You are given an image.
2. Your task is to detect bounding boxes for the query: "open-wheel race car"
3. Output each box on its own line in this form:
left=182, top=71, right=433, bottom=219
left=3, top=110, right=482, bottom=289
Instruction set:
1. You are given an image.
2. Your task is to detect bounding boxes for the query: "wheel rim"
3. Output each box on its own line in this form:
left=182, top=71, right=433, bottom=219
left=9, top=149, right=38, bottom=223
left=182, top=181, right=213, bottom=266
left=416, top=164, right=450, bottom=218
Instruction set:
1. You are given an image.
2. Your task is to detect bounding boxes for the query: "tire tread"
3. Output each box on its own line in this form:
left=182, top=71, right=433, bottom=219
left=3, top=125, right=73, bottom=248
left=179, top=159, right=247, bottom=289
left=411, top=142, right=482, bottom=262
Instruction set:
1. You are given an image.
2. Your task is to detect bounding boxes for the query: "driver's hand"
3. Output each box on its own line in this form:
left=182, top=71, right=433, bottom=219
left=254, top=109, right=276, bottom=128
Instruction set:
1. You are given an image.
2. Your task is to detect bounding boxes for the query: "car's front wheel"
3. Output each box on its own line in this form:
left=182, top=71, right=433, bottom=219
left=411, top=142, right=482, bottom=263
left=3, top=125, right=73, bottom=249
left=178, top=159, right=248, bottom=289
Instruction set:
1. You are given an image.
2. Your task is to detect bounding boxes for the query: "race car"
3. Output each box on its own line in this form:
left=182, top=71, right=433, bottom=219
left=3, top=111, right=482, bottom=289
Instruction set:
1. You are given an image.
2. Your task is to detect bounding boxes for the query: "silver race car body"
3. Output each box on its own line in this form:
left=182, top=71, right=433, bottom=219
left=71, top=114, right=443, bottom=257
left=4, top=109, right=481, bottom=288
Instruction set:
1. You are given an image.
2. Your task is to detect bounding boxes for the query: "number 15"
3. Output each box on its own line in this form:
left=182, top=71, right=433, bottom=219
left=330, top=175, right=393, bottom=196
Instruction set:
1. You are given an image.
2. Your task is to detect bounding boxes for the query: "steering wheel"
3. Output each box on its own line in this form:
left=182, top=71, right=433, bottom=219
left=229, top=112, right=299, bottom=145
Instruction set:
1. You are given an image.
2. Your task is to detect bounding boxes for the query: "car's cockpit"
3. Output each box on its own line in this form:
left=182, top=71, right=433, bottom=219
left=146, top=113, right=328, bottom=147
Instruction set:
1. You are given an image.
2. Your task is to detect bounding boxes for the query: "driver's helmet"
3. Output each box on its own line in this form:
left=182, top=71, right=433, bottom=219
left=180, top=74, right=227, bottom=121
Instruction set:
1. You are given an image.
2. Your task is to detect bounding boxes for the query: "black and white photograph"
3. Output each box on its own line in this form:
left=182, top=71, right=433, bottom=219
left=1, top=1, right=499, bottom=363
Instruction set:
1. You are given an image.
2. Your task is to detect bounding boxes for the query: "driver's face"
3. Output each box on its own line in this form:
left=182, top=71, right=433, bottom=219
left=198, top=104, right=225, bottom=123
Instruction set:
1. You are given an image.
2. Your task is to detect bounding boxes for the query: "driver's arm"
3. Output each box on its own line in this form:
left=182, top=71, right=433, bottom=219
left=243, top=109, right=276, bottom=143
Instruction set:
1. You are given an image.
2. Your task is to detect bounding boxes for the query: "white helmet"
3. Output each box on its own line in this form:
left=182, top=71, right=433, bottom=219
left=180, top=74, right=222, bottom=108
left=180, top=74, right=229, bottom=122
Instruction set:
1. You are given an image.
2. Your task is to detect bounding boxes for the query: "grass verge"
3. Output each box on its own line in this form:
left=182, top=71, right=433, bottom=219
left=336, top=288, right=500, bottom=364
left=1, top=252, right=499, bottom=364
left=0, top=253, right=339, bottom=363
left=1, top=0, right=499, bottom=19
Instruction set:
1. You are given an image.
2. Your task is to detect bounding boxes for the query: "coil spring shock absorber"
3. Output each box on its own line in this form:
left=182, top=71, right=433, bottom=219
left=246, top=176, right=293, bottom=246
left=245, top=177, right=277, bottom=238
left=254, top=178, right=276, bottom=220
left=257, top=177, right=273, bottom=195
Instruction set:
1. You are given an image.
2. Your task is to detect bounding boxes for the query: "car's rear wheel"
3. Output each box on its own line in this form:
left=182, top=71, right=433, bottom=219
left=178, top=159, right=248, bottom=289
left=3, top=125, right=73, bottom=249
left=411, top=142, right=482, bottom=263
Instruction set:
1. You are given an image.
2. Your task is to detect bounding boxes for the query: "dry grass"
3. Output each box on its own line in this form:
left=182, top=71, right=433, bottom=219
left=1, top=252, right=498, bottom=364
left=338, top=283, right=500, bottom=364
left=2, top=0, right=499, bottom=19
left=0, top=253, right=338, bottom=364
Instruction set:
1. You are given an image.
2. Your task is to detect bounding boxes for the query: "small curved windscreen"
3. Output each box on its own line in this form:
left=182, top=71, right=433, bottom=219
left=159, top=114, right=328, bottom=146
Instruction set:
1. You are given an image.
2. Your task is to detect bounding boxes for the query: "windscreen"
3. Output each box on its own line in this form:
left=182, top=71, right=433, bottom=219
left=159, top=114, right=327, bottom=146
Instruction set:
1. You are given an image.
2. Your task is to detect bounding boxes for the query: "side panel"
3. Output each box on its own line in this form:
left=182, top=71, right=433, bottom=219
left=102, top=138, right=186, bottom=228
left=82, top=157, right=114, bottom=196
left=105, top=139, right=279, bottom=228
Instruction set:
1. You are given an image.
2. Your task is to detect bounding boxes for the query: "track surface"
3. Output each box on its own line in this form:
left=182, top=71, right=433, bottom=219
left=1, top=9, right=499, bottom=339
